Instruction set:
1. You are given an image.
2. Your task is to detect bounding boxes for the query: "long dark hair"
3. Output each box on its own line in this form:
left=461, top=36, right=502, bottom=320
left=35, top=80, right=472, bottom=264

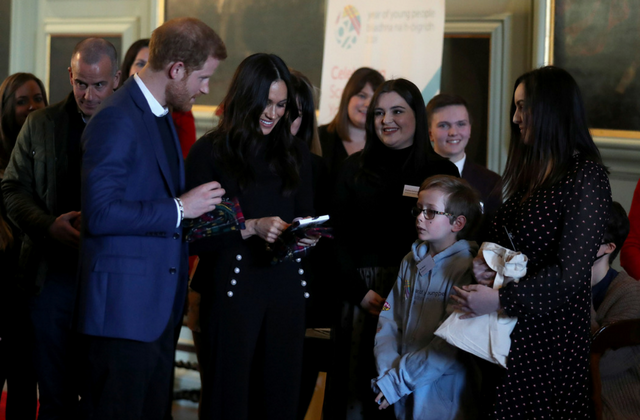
left=209, top=53, right=301, bottom=194
left=502, top=66, right=604, bottom=199
left=0, top=73, right=48, bottom=169
left=121, top=39, right=149, bottom=84
left=289, top=70, right=321, bottom=156
left=328, top=67, right=384, bottom=141
left=359, top=78, right=440, bottom=178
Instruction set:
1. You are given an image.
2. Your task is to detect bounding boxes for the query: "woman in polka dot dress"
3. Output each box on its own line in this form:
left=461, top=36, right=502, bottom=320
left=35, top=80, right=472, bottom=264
left=452, top=66, right=611, bottom=419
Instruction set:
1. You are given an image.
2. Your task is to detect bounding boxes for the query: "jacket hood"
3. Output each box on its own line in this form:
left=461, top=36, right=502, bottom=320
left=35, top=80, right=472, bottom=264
left=411, top=239, right=478, bottom=263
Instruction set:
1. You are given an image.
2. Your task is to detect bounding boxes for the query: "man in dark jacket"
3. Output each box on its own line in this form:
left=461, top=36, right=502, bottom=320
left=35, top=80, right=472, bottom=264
left=1, top=38, right=120, bottom=419
left=426, top=93, right=503, bottom=243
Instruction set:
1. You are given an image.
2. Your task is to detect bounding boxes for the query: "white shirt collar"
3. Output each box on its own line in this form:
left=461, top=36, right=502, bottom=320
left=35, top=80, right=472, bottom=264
left=453, top=153, right=466, bottom=177
left=133, top=73, right=169, bottom=117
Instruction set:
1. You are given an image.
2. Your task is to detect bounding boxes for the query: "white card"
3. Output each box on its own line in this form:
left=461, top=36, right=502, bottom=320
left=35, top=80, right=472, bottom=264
left=402, top=185, right=419, bottom=198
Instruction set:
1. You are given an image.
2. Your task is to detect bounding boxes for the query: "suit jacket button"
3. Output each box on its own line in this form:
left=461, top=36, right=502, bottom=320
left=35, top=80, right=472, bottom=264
left=234, top=267, right=240, bottom=274
left=236, top=254, right=242, bottom=261
left=169, top=267, right=177, bottom=274
left=227, top=291, right=234, bottom=297
left=304, top=292, right=310, bottom=298
left=173, top=233, right=180, bottom=239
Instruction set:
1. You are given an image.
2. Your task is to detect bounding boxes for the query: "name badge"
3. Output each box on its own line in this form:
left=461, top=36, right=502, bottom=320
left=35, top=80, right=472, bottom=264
left=403, top=185, right=419, bottom=198
left=417, top=255, right=435, bottom=276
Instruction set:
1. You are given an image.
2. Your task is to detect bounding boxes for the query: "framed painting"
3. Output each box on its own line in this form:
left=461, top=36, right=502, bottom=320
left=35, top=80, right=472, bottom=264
left=550, top=0, right=640, bottom=139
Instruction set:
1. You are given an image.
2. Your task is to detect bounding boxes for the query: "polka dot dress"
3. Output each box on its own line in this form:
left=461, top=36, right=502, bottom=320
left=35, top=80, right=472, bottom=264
left=489, top=155, right=611, bottom=419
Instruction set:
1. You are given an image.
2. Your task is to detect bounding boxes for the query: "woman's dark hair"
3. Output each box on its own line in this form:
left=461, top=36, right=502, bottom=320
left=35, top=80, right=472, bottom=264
left=502, top=66, right=604, bottom=199
left=120, top=38, right=150, bottom=84
left=603, top=201, right=629, bottom=264
left=328, top=67, right=384, bottom=141
left=425, top=93, right=472, bottom=126
left=209, top=53, right=300, bottom=194
left=0, top=73, right=48, bottom=169
left=359, top=78, right=440, bottom=178
left=289, top=69, right=321, bottom=156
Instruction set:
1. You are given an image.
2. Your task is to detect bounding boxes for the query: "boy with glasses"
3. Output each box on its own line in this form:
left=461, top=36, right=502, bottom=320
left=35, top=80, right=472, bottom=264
left=372, top=175, right=482, bottom=420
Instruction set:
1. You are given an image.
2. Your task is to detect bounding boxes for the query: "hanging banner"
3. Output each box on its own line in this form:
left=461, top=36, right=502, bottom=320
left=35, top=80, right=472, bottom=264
left=318, top=0, right=445, bottom=125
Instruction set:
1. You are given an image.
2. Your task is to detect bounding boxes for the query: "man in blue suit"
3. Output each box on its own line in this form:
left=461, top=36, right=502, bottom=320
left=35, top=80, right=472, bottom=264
left=77, top=18, right=227, bottom=419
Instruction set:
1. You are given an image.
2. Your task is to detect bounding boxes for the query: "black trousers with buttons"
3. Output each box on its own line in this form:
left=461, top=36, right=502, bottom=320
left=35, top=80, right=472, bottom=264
left=197, top=259, right=307, bottom=420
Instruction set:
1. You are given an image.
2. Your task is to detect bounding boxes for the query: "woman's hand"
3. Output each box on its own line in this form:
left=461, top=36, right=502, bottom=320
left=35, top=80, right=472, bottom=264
left=473, top=253, right=497, bottom=287
left=297, top=234, right=320, bottom=247
left=293, top=216, right=321, bottom=247
left=451, top=284, right=501, bottom=319
left=242, top=217, right=290, bottom=243
left=360, top=289, right=385, bottom=316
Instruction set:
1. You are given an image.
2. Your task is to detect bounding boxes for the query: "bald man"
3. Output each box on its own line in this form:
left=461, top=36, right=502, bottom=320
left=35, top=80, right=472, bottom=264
left=2, top=38, right=120, bottom=419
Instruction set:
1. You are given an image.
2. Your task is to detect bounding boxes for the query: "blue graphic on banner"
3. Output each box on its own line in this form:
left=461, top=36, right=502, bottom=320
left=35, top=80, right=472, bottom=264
left=421, top=66, right=442, bottom=103
left=335, top=5, right=362, bottom=49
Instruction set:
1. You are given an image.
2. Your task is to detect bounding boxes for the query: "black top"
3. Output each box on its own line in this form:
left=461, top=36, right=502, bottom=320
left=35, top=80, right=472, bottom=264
left=49, top=92, right=84, bottom=274
left=318, top=124, right=349, bottom=185
left=461, top=159, right=503, bottom=243
left=57, top=91, right=85, bottom=215
left=184, top=133, right=314, bottom=293
left=490, top=154, right=611, bottom=418
left=332, top=145, right=459, bottom=301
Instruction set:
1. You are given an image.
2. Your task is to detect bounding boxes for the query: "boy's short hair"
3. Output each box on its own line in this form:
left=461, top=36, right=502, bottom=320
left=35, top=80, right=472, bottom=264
left=425, top=93, right=472, bottom=126
left=419, top=175, right=482, bottom=240
left=603, top=201, right=629, bottom=263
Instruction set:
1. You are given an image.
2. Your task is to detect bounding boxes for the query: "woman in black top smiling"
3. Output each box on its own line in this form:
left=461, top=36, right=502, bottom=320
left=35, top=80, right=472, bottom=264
left=185, top=53, right=317, bottom=420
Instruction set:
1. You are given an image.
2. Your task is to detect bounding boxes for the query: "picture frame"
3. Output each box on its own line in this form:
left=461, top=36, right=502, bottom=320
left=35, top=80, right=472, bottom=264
left=548, top=0, right=640, bottom=140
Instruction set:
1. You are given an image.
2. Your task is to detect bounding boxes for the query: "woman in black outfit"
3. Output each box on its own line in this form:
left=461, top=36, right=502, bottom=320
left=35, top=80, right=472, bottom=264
left=333, top=79, right=459, bottom=419
left=453, top=66, right=611, bottom=419
left=185, top=54, right=317, bottom=420
left=319, top=67, right=384, bottom=181
left=0, top=72, right=47, bottom=420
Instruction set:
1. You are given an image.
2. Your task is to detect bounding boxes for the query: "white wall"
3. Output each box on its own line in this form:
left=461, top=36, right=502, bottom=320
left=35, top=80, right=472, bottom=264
left=9, top=0, right=161, bottom=79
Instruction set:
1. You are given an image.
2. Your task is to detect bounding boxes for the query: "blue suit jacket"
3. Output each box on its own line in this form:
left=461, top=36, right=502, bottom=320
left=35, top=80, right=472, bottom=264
left=77, top=78, right=188, bottom=342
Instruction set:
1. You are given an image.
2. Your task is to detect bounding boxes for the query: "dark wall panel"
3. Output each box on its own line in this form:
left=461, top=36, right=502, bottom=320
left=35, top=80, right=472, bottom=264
left=441, top=36, right=490, bottom=167
left=48, top=35, right=122, bottom=104
left=0, top=0, right=11, bottom=83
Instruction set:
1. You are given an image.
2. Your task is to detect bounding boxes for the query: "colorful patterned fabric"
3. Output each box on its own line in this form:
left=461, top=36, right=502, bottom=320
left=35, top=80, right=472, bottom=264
left=183, top=197, right=245, bottom=243
left=268, top=226, right=333, bottom=264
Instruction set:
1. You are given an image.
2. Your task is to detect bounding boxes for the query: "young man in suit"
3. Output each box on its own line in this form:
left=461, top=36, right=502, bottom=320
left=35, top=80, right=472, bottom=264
left=77, top=18, right=227, bottom=419
left=426, top=94, right=503, bottom=242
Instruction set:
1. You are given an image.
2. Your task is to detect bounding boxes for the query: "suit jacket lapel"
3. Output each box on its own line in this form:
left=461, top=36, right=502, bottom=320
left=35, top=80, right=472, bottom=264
left=462, top=157, right=472, bottom=179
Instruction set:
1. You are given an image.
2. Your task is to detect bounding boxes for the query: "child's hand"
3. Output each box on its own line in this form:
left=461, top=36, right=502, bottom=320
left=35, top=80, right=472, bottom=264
left=375, top=392, right=389, bottom=410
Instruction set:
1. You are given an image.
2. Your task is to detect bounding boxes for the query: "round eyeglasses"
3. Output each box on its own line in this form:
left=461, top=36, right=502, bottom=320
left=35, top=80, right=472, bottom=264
left=410, top=207, right=455, bottom=220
